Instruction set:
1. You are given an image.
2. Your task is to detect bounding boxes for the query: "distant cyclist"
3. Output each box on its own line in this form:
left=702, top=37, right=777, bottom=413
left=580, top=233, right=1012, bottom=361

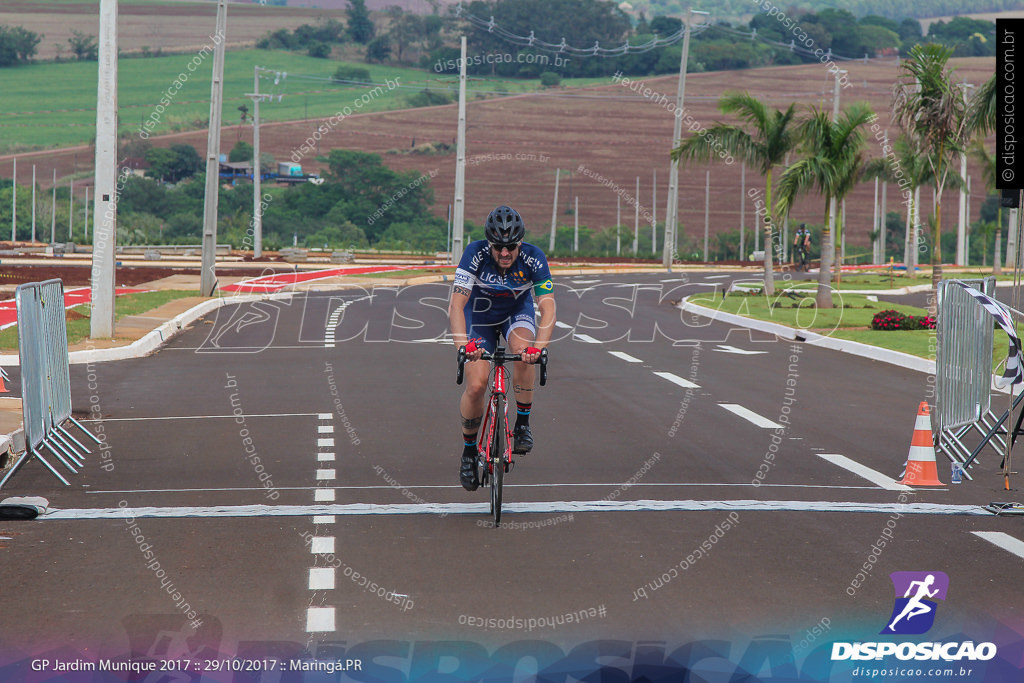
left=793, top=223, right=811, bottom=271
left=448, top=205, right=556, bottom=491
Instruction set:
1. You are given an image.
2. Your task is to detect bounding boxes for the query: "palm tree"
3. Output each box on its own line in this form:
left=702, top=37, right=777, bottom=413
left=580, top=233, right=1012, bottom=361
left=775, top=102, right=875, bottom=308
left=862, top=133, right=936, bottom=273
left=969, top=139, right=1002, bottom=273
left=967, top=74, right=996, bottom=137
left=670, top=92, right=799, bottom=295
left=892, top=43, right=970, bottom=296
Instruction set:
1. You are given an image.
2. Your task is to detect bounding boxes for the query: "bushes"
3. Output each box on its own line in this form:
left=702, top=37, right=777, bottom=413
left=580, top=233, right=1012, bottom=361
left=870, top=309, right=936, bottom=331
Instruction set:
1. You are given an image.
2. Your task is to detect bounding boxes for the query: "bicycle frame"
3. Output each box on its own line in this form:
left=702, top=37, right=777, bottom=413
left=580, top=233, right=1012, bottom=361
left=477, top=362, right=513, bottom=473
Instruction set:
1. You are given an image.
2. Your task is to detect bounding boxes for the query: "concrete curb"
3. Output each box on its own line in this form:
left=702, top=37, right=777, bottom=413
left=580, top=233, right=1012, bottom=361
left=0, top=293, right=295, bottom=366
left=680, top=296, right=937, bottom=375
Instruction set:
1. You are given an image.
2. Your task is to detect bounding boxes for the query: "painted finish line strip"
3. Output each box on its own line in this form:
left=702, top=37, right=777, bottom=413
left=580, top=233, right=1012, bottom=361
left=41, top=499, right=990, bottom=520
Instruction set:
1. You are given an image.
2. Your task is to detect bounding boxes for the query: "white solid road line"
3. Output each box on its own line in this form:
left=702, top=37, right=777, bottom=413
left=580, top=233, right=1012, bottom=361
left=42, top=499, right=989, bottom=519
left=84, top=481, right=888, bottom=494
left=82, top=413, right=323, bottom=422
left=653, top=371, right=700, bottom=389
left=608, top=351, right=643, bottom=363
left=972, top=531, right=1024, bottom=559
left=718, top=403, right=783, bottom=429
left=818, top=454, right=912, bottom=491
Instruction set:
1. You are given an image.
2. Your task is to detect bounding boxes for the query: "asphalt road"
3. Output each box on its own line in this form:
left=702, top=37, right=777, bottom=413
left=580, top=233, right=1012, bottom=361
left=1, top=271, right=1022, bottom=682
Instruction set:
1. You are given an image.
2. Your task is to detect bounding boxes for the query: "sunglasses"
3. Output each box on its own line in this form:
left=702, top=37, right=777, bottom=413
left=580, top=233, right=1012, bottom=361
left=489, top=242, right=520, bottom=253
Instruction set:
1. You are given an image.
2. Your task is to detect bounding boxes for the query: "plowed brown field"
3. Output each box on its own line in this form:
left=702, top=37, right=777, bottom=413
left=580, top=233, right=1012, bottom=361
left=3, top=55, right=996, bottom=255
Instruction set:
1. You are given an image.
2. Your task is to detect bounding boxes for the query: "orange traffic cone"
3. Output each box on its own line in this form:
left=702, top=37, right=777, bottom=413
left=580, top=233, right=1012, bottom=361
left=898, top=402, right=943, bottom=486
left=0, top=367, right=8, bottom=393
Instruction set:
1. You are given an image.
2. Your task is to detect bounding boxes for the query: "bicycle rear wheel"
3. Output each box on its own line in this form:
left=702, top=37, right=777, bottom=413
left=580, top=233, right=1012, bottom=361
left=490, top=394, right=505, bottom=526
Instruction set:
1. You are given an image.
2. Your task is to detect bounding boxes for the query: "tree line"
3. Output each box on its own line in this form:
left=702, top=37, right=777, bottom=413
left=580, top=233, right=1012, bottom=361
left=253, top=1, right=997, bottom=80
left=672, top=42, right=998, bottom=308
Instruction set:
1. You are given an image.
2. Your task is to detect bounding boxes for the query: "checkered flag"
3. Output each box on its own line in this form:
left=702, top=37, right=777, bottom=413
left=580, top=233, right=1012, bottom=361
left=951, top=281, right=1023, bottom=386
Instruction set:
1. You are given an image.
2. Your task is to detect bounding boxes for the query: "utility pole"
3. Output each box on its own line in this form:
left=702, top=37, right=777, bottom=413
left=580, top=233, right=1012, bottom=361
left=200, top=0, right=227, bottom=296
left=451, top=36, right=468, bottom=265
left=663, top=8, right=708, bottom=271
left=245, top=65, right=270, bottom=259
left=91, top=0, right=117, bottom=337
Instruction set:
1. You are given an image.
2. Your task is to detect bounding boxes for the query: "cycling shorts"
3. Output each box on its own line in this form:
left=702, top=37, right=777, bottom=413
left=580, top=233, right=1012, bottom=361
left=464, top=296, right=536, bottom=354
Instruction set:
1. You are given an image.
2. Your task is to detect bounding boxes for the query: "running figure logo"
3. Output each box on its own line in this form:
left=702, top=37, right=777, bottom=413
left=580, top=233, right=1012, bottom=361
left=881, top=571, right=949, bottom=635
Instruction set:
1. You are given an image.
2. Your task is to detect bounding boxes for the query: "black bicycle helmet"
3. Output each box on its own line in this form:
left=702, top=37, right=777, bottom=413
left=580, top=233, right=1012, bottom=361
left=484, top=205, right=526, bottom=246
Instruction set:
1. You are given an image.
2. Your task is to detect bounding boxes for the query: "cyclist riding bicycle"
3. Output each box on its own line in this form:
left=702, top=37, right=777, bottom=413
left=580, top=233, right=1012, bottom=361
left=793, top=223, right=811, bottom=270
left=448, top=205, right=556, bottom=491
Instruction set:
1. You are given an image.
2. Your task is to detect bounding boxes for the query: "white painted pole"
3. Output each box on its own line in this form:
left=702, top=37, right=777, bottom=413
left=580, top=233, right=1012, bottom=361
left=573, top=196, right=579, bottom=253
left=873, top=177, right=880, bottom=265
left=616, top=193, right=621, bottom=256
left=957, top=146, right=967, bottom=265
left=200, top=0, right=227, bottom=296
left=10, top=158, right=14, bottom=242
left=549, top=168, right=559, bottom=252
left=703, top=169, right=709, bottom=262
left=633, top=176, right=639, bottom=256
left=91, top=0, right=118, bottom=337
left=84, top=186, right=89, bottom=240
left=51, top=168, right=56, bottom=244
left=739, top=162, right=745, bottom=258
left=652, top=168, right=657, bottom=255
left=451, top=36, right=468, bottom=264
left=31, top=165, right=36, bottom=243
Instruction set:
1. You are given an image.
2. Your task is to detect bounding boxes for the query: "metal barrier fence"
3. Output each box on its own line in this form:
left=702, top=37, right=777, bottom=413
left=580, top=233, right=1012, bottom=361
left=935, top=277, right=1000, bottom=479
left=0, top=279, right=99, bottom=489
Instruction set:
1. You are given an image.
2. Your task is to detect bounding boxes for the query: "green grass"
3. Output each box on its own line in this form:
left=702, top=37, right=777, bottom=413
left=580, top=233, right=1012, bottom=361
left=0, top=49, right=601, bottom=152
left=0, top=289, right=199, bottom=350
left=690, top=282, right=1014, bottom=368
left=689, top=288, right=938, bottom=357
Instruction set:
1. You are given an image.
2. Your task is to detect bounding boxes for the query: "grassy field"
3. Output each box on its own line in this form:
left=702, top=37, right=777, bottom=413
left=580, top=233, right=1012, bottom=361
left=688, top=280, right=1012, bottom=368
left=1, top=49, right=592, bottom=152
left=0, top=289, right=198, bottom=351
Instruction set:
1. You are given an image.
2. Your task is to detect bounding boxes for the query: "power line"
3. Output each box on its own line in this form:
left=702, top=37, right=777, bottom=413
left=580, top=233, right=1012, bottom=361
left=453, top=0, right=710, bottom=57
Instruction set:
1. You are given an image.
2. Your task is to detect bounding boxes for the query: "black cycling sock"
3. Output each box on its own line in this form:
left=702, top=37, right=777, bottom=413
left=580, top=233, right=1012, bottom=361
left=463, top=437, right=477, bottom=457
left=515, top=402, right=531, bottom=427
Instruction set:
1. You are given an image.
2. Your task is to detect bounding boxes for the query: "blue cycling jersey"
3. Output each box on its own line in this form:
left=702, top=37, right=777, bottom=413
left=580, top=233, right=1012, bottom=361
left=454, top=241, right=553, bottom=320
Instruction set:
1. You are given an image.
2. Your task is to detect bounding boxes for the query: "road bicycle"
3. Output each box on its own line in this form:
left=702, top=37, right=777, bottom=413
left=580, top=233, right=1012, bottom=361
left=794, top=244, right=810, bottom=272
left=457, top=341, right=547, bottom=526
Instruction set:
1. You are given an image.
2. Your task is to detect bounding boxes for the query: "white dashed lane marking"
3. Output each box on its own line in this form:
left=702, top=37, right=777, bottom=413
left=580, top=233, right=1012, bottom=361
left=652, top=371, right=700, bottom=389
left=818, top=454, right=912, bottom=491
left=972, top=531, right=1024, bottom=559
left=718, top=403, right=783, bottom=429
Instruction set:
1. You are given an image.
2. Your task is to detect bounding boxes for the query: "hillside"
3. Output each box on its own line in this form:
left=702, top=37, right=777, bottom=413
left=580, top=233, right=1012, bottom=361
left=5, top=57, right=996, bottom=256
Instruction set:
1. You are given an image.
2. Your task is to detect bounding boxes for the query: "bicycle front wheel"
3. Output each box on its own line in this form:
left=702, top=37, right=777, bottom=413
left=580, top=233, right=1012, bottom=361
left=490, top=394, right=505, bottom=526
